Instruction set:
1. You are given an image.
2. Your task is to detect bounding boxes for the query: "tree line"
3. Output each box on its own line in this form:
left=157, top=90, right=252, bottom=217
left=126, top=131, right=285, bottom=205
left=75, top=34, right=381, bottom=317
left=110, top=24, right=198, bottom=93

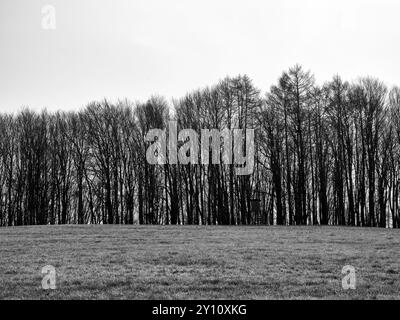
left=0, top=65, right=399, bottom=228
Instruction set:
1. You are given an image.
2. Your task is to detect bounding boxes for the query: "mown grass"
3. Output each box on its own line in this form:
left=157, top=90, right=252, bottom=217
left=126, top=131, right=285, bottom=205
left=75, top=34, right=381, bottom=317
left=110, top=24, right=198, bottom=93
left=0, top=225, right=399, bottom=299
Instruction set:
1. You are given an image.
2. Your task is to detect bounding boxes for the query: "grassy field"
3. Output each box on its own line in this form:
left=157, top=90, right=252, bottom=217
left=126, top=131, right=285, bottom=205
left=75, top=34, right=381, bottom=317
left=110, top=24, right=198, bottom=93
left=0, top=225, right=399, bottom=299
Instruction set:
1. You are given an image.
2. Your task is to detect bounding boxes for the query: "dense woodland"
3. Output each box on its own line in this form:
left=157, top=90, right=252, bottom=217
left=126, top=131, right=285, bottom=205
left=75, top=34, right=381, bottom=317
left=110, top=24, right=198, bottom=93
left=1, top=65, right=400, bottom=228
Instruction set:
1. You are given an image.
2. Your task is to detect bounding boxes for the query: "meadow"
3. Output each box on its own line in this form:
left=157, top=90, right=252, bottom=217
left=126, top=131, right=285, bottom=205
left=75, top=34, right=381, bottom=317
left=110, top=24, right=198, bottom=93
left=0, top=225, right=399, bottom=299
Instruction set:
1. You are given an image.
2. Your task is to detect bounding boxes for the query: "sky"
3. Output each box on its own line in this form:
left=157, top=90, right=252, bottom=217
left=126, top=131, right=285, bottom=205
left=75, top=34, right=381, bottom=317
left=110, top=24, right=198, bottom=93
left=0, top=0, right=399, bottom=112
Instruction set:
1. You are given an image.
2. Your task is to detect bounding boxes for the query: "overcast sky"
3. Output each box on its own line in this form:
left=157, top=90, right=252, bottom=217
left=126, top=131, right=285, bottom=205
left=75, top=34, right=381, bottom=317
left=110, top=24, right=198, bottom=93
left=0, top=0, right=399, bottom=112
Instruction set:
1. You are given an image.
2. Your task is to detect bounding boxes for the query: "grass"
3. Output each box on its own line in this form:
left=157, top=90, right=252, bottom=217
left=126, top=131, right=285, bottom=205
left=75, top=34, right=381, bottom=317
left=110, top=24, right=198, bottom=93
left=0, top=225, right=399, bottom=299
